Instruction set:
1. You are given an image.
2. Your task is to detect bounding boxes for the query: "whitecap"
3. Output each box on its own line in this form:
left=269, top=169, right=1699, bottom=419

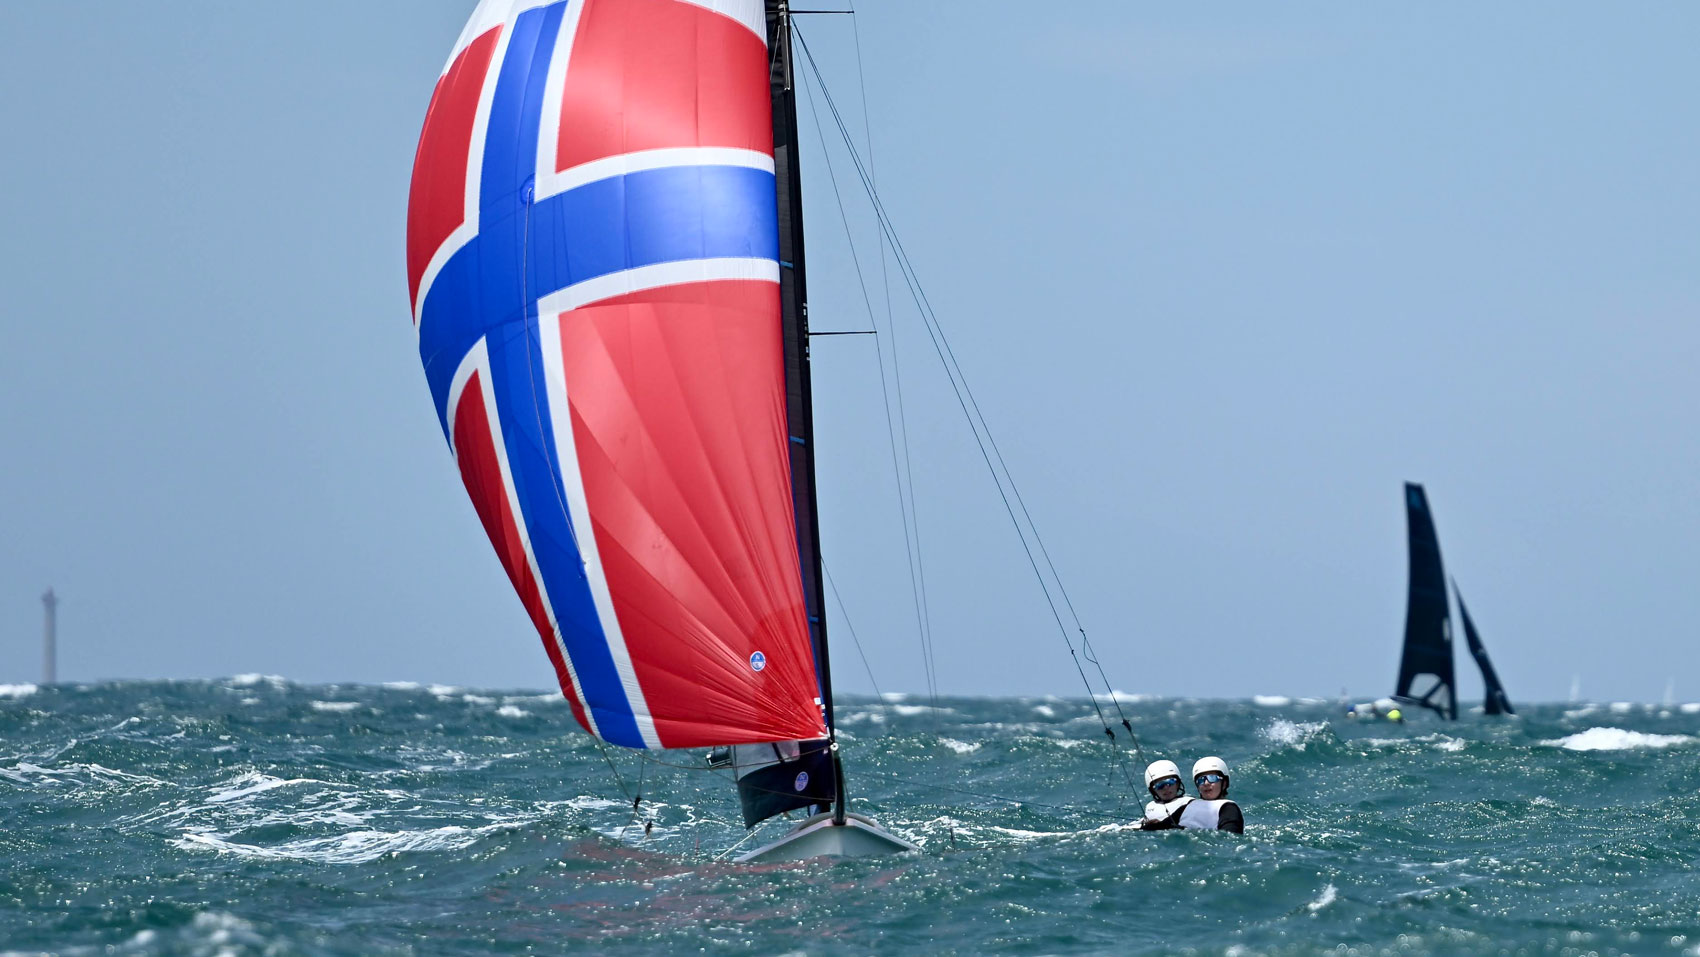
left=173, top=822, right=511, bottom=864
left=1541, top=727, right=1695, bottom=751
left=1681, top=703, right=1700, bottom=714
left=1094, top=690, right=1151, bottom=704
left=1306, top=884, right=1338, bottom=912
left=1263, top=718, right=1325, bottom=747
left=229, top=674, right=288, bottom=688
left=1253, top=695, right=1292, bottom=707
left=879, top=692, right=909, bottom=702
left=207, top=772, right=332, bottom=803
left=462, top=694, right=496, bottom=706
left=1609, top=701, right=1634, bottom=714
left=938, top=737, right=981, bottom=755
left=496, top=705, right=529, bottom=718
left=891, top=704, right=951, bottom=717
left=382, top=681, right=422, bottom=691
left=310, top=701, right=359, bottom=713
left=1031, top=704, right=1056, bottom=718
left=0, top=684, right=38, bottom=699
left=429, top=684, right=459, bottom=697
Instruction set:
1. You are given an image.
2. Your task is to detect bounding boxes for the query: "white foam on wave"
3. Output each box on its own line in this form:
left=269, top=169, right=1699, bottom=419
left=891, top=704, right=951, bottom=717
left=0, top=683, right=38, bottom=699
left=496, top=705, right=529, bottom=718
left=880, top=692, right=909, bottom=703
left=1253, top=695, right=1292, bottom=707
left=0, top=761, right=165, bottom=788
left=1682, top=703, right=1700, bottom=715
left=1263, top=718, right=1326, bottom=748
left=1032, top=704, right=1056, bottom=718
left=938, top=737, right=980, bottom=755
left=1542, top=727, right=1695, bottom=751
left=1609, top=702, right=1634, bottom=714
left=1307, top=884, right=1339, bottom=912
left=173, top=821, right=515, bottom=864
left=429, top=684, right=459, bottom=697
left=310, top=701, right=360, bottom=713
left=382, top=681, right=422, bottom=691
left=207, top=772, right=335, bottom=803
left=462, top=694, right=495, bottom=705
left=1094, top=690, right=1151, bottom=704
left=229, top=674, right=288, bottom=689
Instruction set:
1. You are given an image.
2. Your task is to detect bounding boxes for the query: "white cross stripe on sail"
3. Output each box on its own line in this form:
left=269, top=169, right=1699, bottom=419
left=413, top=5, right=522, bottom=329
left=535, top=312, right=664, bottom=750
left=446, top=339, right=603, bottom=739
left=536, top=258, right=780, bottom=317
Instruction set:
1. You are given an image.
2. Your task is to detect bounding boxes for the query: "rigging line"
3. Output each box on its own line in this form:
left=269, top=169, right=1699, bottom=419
left=792, top=30, right=1140, bottom=793
left=844, top=2, right=939, bottom=721
left=797, top=39, right=941, bottom=718
left=589, top=736, right=636, bottom=805
left=821, top=561, right=899, bottom=731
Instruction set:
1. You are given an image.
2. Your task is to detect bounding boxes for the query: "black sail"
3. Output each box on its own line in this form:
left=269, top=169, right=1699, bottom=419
left=1456, top=586, right=1514, bottom=716
left=1395, top=483, right=1457, bottom=720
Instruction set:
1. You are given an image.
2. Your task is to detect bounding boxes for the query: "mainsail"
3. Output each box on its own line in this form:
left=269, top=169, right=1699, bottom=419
left=407, top=0, right=829, bottom=754
left=1394, top=483, right=1457, bottom=719
left=1456, top=586, right=1514, bottom=716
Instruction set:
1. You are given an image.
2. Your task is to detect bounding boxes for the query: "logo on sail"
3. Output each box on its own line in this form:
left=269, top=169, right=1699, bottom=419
left=794, top=771, right=809, bottom=791
left=750, top=651, right=767, bottom=672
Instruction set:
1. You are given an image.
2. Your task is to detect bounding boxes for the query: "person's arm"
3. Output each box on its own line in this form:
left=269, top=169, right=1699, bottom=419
left=1216, top=802, right=1244, bottom=834
left=1138, top=806, right=1185, bottom=830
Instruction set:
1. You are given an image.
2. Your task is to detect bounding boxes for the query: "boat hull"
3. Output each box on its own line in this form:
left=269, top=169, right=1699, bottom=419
left=736, top=811, right=919, bottom=863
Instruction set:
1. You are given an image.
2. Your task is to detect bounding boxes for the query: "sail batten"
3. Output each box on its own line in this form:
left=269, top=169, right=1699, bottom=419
left=410, top=0, right=828, bottom=751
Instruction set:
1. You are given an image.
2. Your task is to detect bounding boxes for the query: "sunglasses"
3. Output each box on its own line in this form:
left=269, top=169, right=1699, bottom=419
left=1151, top=776, right=1182, bottom=791
left=1194, top=772, right=1226, bottom=786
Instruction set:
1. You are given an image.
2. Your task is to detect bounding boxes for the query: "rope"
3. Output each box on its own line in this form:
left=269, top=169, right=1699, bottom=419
left=798, top=58, right=941, bottom=722
left=792, top=23, right=1141, bottom=797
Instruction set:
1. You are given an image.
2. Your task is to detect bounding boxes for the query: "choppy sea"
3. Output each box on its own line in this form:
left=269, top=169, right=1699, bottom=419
left=3, top=679, right=1698, bottom=956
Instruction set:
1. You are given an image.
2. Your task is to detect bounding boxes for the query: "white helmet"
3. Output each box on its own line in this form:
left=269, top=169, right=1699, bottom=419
left=1144, top=760, right=1182, bottom=796
left=1192, top=756, right=1230, bottom=794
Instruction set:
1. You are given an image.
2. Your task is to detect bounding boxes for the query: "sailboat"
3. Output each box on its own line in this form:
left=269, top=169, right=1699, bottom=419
left=1393, top=483, right=1515, bottom=719
left=405, top=0, right=916, bottom=860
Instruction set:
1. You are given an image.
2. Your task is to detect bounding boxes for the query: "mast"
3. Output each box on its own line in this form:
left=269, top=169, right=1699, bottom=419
left=42, top=588, right=57, bottom=685
left=767, top=0, right=845, bottom=823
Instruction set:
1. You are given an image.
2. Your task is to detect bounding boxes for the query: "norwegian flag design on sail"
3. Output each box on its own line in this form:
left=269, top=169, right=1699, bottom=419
left=406, top=0, right=826, bottom=750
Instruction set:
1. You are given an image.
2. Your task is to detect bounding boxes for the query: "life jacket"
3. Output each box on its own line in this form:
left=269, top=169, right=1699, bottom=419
left=1143, top=796, right=1192, bottom=822
left=1179, top=798, right=1240, bottom=830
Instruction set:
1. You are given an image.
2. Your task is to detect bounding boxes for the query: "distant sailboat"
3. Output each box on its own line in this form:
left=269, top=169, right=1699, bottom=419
left=1393, top=483, right=1514, bottom=719
left=406, top=0, right=916, bottom=861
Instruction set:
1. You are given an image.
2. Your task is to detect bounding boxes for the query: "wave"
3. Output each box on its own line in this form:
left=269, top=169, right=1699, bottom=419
left=0, top=683, right=38, bottom=699
left=1253, top=695, right=1292, bottom=707
left=1262, top=719, right=1327, bottom=748
left=1541, top=727, right=1695, bottom=751
left=938, top=737, right=981, bottom=755
left=310, top=701, right=361, bottom=713
left=173, top=821, right=518, bottom=864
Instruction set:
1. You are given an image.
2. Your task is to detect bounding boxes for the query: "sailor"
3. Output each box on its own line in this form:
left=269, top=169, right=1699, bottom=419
left=1136, top=760, right=1192, bottom=829
left=1177, top=756, right=1244, bottom=834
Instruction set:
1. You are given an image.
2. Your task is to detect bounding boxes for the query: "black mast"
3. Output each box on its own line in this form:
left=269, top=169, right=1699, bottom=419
left=767, top=0, right=846, bottom=824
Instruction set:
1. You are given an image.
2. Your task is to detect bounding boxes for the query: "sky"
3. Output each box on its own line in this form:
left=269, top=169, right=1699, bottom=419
left=2, top=2, right=1696, bottom=704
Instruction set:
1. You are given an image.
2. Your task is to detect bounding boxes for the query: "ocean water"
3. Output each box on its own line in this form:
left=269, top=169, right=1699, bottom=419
left=3, top=680, right=1698, bottom=956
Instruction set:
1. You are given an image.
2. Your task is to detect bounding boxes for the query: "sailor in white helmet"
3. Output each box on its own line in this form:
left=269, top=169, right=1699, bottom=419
left=1136, top=760, right=1192, bottom=829
left=1177, top=756, right=1244, bottom=833
left=1139, top=756, right=1244, bottom=833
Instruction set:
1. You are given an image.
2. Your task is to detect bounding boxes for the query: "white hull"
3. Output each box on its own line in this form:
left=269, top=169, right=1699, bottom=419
left=736, top=811, right=919, bottom=863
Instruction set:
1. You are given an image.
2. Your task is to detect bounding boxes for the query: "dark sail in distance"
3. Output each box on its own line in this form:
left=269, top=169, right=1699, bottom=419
left=1395, top=483, right=1458, bottom=720
left=1456, top=586, right=1514, bottom=716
